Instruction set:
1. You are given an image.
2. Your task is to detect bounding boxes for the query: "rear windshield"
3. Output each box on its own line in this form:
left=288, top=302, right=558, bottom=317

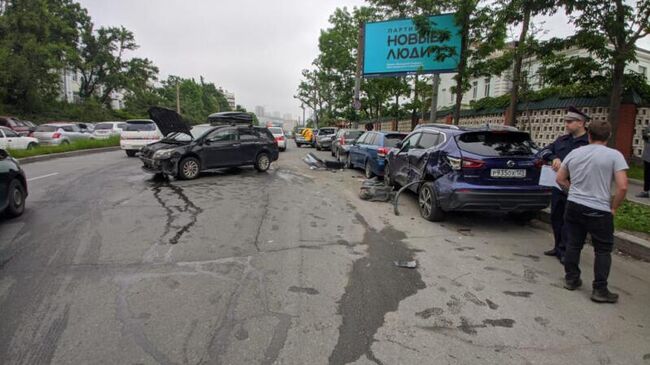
left=345, top=131, right=363, bottom=139
left=456, top=131, right=536, bottom=157
left=36, top=125, right=58, bottom=132
left=95, top=123, right=113, bottom=130
left=268, top=127, right=283, bottom=135
left=384, top=134, right=406, bottom=148
left=125, top=122, right=155, bottom=131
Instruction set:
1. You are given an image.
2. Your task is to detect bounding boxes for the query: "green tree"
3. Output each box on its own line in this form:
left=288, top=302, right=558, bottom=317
left=561, top=0, right=650, bottom=144
left=0, top=0, right=88, bottom=111
left=73, top=24, right=158, bottom=107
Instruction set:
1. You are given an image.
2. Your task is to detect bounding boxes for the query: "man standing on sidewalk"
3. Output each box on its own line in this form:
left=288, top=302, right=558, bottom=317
left=636, top=126, right=650, bottom=198
left=556, top=121, right=628, bottom=303
left=539, top=106, right=590, bottom=262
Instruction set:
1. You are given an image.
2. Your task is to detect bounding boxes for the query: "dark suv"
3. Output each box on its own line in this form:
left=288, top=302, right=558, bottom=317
left=139, top=108, right=279, bottom=180
left=385, top=125, right=551, bottom=222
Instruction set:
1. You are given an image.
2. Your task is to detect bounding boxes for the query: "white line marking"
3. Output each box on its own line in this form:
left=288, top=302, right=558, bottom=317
left=27, top=172, right=59, bottom=182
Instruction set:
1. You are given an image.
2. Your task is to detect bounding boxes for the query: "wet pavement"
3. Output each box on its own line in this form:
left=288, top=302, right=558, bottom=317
left=0, top=146, right=649, bottom=364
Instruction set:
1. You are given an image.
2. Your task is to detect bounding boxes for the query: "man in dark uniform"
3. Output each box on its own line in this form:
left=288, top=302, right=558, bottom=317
left=538, top=106, right=590, bottom=262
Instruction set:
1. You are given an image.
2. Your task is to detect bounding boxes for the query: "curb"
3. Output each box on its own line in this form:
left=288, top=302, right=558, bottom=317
left=16, top=146, right=121, bottom=164
left=536, top=209, right=650, bottom=261
left=630, top=178, right=642, bottom=187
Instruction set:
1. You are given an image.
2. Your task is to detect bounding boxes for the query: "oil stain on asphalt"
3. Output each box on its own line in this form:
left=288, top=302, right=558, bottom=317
left=328, top=214, right=425, bottom=365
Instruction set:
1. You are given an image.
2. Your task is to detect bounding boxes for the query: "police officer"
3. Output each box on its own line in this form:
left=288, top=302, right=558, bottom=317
left=538, top=106, right=590, bottom=262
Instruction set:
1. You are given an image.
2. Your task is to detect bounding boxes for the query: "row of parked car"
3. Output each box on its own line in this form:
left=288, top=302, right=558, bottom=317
left=309, top=123, right=552, bottom=223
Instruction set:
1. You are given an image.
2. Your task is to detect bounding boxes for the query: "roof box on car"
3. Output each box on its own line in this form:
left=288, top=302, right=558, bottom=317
left=207, top=112, right=253, bottom=125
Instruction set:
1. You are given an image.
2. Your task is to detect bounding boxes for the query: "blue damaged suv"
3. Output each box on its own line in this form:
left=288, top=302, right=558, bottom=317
left=384, top=125, right=551, bottom=222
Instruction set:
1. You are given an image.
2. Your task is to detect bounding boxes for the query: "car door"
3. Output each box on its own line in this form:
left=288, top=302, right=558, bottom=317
left=349, top=132, right=367, bottom=167
left=0, top=129, right=8, bottom=149
left=393, top=132, right=421, bottom=186
left=3, top=129, right=24, bottom=149
left=238, top=128, right=261, bottom=164
left=407, top=131, right=442, bottom=183
left=200, top=127, right=240, bottom=168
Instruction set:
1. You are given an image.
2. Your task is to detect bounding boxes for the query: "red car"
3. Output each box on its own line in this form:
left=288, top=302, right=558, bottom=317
left=0, top=116, right=31, bottom=136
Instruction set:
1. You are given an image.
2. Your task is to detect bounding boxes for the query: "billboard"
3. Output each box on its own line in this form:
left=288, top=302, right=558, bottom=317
left=363, top=14, right=461, bottom=77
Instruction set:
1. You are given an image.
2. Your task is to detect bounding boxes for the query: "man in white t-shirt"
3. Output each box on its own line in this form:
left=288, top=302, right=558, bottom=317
left=556, top=121, right=628, bottom=303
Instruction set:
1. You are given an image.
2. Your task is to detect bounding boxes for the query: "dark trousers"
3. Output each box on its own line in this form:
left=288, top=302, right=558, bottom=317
left=643, top=161, right=650, bottom=191
left=564, top=201, right=615, bottom=289
left=550, top=188, right=568, bottom=258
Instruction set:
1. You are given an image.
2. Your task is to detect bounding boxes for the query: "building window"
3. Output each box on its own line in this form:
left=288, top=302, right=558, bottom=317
left=640, top=65, right=647, bottom=77
left=472, top=81, right=478, bottom=99
left=484, top=78, right=490, bottom=97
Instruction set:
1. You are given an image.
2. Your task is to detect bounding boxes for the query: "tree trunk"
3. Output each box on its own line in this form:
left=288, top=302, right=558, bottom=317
left=453, top=10, right=471, bottom=126
left=607, top=57, right=626, bottom=148
left=507, top=5, right=530, bottom=127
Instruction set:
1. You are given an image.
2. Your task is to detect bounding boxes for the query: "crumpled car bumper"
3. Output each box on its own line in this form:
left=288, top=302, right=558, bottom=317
left=140, top=156, right=178, bottom=175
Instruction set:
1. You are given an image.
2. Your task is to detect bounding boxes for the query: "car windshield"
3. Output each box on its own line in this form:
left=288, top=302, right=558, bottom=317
left=35, top=125, right=58, bottom=132
left=384, top=134, right=406, bottom=147
left=125, top=122, right=155, bottom=131
left=95, top=123, right=114, bottom=130
left=268, top=127, right=283, bottom=135
left=456, top=131, right=537, bottom=156
left=190, top=125, right=213, bottom=138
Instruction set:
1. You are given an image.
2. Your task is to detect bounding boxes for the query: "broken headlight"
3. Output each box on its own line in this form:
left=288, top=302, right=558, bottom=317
left=153, top=149, right=175, bottom=159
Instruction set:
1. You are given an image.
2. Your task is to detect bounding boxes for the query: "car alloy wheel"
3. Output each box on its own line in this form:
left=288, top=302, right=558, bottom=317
left=255, top=153, right=271, bottom=172
left=180, top=158, right=200, bottom=180
left=419, top=186, right=433, bottom=217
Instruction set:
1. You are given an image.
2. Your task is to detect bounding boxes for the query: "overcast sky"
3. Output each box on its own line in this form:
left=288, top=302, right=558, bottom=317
left=78, top=1, right=649, bottom=120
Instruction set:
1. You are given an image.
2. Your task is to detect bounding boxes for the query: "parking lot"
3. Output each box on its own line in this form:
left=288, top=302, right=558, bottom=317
left=1, top=146, right=649, bottom=365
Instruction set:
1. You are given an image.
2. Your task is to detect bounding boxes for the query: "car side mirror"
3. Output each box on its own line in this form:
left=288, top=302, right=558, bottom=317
left=203, top=139, right=211, bottom=146
left=0, top=149, right=7, bottom=160
left=395, top=141, right=403, bottom=149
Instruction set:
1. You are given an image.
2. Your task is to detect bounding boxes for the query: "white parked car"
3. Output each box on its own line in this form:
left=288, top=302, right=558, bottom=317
left=268, top=127, right=287, bottom=152
left=120, top=119, right=163, bottom=157
left=93, top=121, right=127, bottom=139
left=32, top=123, right=91, bottom=145
left=0, top=127, right=39, bottom=150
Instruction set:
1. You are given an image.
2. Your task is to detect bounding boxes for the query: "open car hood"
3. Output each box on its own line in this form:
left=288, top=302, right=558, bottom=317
left=148, top=107, right=192, bottom=137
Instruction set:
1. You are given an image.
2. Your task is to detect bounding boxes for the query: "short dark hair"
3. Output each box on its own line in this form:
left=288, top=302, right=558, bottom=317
left=588, top=121, right=611, bottom=142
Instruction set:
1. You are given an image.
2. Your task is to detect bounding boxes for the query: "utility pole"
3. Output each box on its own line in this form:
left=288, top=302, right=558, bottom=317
left=176, top=81, right=180, bottom=113
left=430, top=74, right=440, bottom=123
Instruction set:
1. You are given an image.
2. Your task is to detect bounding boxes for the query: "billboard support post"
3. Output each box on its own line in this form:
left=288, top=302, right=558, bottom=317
left=353, top=24, right=364, bottom=129
left=430, top=74, right=440, bottom=123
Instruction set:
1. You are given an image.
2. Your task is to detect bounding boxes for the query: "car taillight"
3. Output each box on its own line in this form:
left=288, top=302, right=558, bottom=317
left=446, top=156, right=484, bottom=170
left=462, top=158, right=485, bottom=169
left=52, top=132, right=61, bottom=139
left=377, top=147, right=390, bottom=157
left=276, top=136, right=285, bottom=141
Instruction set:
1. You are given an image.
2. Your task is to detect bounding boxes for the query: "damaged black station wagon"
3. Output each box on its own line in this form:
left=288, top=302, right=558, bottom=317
left=140, top=107, right=279, bottom=180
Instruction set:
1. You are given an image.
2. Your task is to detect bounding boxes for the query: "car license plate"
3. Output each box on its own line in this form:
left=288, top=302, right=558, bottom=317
left=491, top=169, right=526, bottom=178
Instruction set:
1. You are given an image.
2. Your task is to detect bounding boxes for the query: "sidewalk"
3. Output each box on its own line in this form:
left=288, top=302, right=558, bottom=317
left=627, top=179, right=650, bottom=206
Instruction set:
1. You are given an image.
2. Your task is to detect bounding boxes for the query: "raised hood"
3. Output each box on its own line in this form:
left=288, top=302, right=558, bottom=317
left=148, top=107, right=192, bottom=137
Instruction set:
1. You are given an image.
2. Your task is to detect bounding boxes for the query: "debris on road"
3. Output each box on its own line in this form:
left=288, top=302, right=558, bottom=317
left=394, top=260, right=418, bottom=269
left=302, top=153, right=344, bottom=170
left=359, top=178, right=394, bottom=202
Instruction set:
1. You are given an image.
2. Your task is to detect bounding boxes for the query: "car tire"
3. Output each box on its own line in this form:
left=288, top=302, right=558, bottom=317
left=280, top=147, right=286, bottom=152
left=27, top=143, right=37, bottom=150
left=178, top=157, right=201, bottom=180
left=5, top=179, right=26, bottom=218
left=316, top=145, right=321, bottom=151
left=125, top=150, right=137, bottom=157
left=364, top=160, right=374, bottom=179
left=255, top=152, right=271, bottom=172
left=345, top=153, right=352, bottom=169
left=418, top=182, right=445, bottom=222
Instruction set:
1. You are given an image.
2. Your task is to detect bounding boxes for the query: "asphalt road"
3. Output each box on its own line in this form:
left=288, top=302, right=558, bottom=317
left=1, top=145, right=649, bottom=365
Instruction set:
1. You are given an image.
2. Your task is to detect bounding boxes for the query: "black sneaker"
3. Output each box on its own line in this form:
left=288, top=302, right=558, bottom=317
left=544, top=249, right=558, bottom=256
left=591, top=288, right=619, bottom=303
left=636, top=191, right=649, bottom=198
left=564, top=279, right=582, bottom=291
